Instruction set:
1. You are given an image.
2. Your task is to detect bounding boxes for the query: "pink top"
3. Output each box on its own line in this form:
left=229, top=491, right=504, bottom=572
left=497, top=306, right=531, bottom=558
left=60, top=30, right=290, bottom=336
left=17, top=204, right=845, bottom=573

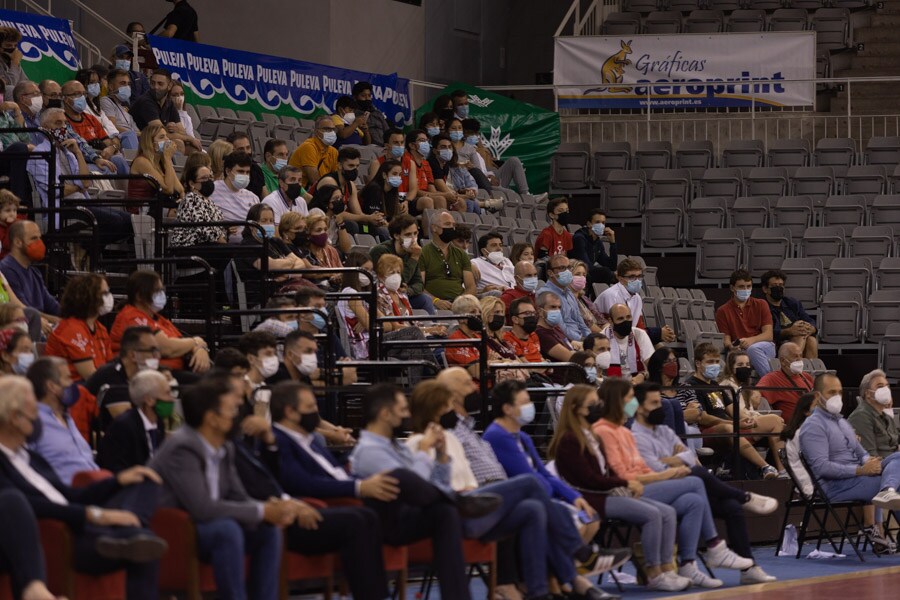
left=592, top=418, right=652, bottom=480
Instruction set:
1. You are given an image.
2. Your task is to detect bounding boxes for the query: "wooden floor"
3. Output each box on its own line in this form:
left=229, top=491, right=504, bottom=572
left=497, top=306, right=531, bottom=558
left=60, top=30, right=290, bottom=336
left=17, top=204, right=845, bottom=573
left=674, top=564, right=900, bottom=599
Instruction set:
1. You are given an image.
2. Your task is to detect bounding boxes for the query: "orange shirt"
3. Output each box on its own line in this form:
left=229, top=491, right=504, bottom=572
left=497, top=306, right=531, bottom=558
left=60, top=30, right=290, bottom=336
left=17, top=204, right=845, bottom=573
left=399, top=152, right=433, bottom=194
left=110, top=304, right=185, bottom=371
left=592, top=418, right=653, bottom=480
left=45, top=318, right=113, bottom=381
left=446, top=328, right=480, bottom=366
left=502, top=330, right=543, bottom=363
left=67, top=112, right=107, bottom=143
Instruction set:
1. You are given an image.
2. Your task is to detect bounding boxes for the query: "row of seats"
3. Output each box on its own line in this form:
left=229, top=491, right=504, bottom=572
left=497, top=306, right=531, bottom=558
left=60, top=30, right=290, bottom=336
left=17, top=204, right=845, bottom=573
left=622, top=0, right=866, bottom=13
left=780, top=256, right=900, bottom=308
left=603, top=7, right=849, bottom=40
left=553, top=138, right=900, bottom=190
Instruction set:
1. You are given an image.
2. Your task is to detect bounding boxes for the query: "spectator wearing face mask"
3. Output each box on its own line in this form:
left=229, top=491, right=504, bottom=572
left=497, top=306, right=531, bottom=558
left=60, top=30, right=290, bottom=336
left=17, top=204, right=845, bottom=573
left=537, top=253, right=591, bottom=343
left=332, top=95, right=369, bottom=148
left=352, top=81, right=389, bottom=146
left=420, top=211, right=476, bottom=309
left=569, top=259, right=606, bottom=334
left=109, top=44, right=150, bottom=101
left=239, top=331, right=285, bottom=390
left=761, top=269, right=818, bottom=359
left=99, top=68, right=140, bottom=141
left=262, top=164, right=309, bottom=226
left=210, top=151, right=260, bottom=243
left=316, top=146, right=386, bottom=238
left=172, top=163, right=228, bottom=247
left=715, top=269, right=776, bottom=377
left=500, top=260, right=538, bottom=318
left=756, top=342, right=815, bottom=424
left=595, top=258, right=674, bottom=345
left=0, top=221, right=60, bottom=337
left=167, top=80, right=202, bottom=154
left=12, top=80, right=43, bottom=145
left=571, top=209, right=618, bottom=287
left=471, top=231, right=515, bottom=295
left=225, top=131, right=266, bottom=198
left=375, top=254, right=446, bottom=340
left=130, top=70, right=184, bottom=151
left=534, top=198, right=572, bottom=259
left=129, top=123, right=184, bottom=210
left=0, top=27, right=27, bottom=86
left=289, top=115, right=339, bottom=188
left=0, top=328, right=34, bottom=376
left=535, top=291, right=576, bottom=363
left=848, top=369, right=898, bottom=459
left=370, top=214, right=433, bottom=314
left=73, top=68, right=131, bottom=150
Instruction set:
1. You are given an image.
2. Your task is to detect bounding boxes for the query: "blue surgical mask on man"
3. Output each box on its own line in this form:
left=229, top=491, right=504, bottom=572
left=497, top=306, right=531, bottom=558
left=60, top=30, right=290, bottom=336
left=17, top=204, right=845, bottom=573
left=456, top=105, right=469, bottom=118
left=426, top=126, right=440, bottom=138
left=71, top=95, right=87, bottom=113
left=591, top=223, right=606, bottom=237
left=466, top=135, right=479, bottom=145
left=625, top=279, right=642, bottom=295
left=703, top=363, right=722, bottom=380
left=735, top=289, right=752, bottom=302
left=545, top=309, right=562, bottom=326
left=116, top=85, right=132, bottom=103
left=115, top=59, right=132, bottom=72
left=311, top=312, right=327, bottom=331
left=273, top=158, right=288, bottom=172
left=417, top=141, right=431, bottom=156
left=556, top=270, right=573, bottom=287
left=521, top=276, right=539, bottom=292
left=390, top=145, right=404, bottom=158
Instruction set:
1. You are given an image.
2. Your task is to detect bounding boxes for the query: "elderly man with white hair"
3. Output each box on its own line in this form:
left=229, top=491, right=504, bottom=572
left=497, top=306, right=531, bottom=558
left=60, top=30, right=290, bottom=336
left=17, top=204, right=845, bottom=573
left=848, top=370, right=898, bottom=459
left=98, top=370, right=174, bottom=473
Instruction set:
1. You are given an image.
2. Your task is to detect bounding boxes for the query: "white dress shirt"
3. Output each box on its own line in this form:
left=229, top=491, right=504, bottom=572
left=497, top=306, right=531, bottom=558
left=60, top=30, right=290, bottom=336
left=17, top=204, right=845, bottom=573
left=471, top=256, right=516, bottom=291
left=0, top=442, right=69, bottom=505
left=594, top=282, right=643, bottom=323
left=137, top=409, right=159, bottom=459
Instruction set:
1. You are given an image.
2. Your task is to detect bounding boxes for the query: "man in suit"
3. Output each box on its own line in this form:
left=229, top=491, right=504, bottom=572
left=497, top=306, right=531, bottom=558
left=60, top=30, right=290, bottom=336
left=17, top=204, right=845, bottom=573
left=98, top=370, right=172, bottom=472
left=149, top=374, right=297, bottom=600
left=0, top=484, right=58, bottom=600
left=0, top=375, right=166, bottom=600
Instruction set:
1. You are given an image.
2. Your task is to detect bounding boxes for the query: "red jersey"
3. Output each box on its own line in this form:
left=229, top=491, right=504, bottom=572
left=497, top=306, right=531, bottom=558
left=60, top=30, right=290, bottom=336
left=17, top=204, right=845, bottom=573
left=45, top=318, right=113, bottom=381
left=110, top=304, right=186, bottom=371
left=399, top=152, right=433, bottom=194
left=534, top=225, right=573, bottom=257
left=67, top=112, right=107, bottom=143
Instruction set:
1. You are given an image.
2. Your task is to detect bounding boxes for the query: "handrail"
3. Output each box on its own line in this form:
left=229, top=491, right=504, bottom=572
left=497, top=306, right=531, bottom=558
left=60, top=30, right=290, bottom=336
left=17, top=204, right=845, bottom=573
left=555, top=0, right=583, bottom=37
left=14, top=0, right=107, bottom=65
left=62, top=0, right=131, bottom=43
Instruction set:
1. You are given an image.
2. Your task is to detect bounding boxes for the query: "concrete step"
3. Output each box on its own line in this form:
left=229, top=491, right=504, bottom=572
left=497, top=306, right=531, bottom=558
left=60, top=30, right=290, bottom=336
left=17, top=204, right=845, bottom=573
left=831, top=96, right=900, bottom=113
left=835, top=65, right=900, bottom=76
left=861, top=14, right=900, bottom=26
left=855, top=26, right=899, bottom=43
left=835, top=81, right=900, bottom=97
left=858, top=41, right=900, bottom=56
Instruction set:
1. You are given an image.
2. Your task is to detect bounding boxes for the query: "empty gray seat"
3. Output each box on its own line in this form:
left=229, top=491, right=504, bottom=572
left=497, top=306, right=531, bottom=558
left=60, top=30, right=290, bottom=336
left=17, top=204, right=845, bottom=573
left=722, top=140, right=764, bottom=176
left=819, top=290, right=863, bottom=344
left=697, top=228, right=744, bottom=279
left=845, top=165, right=887, bottom=197
left=791, top=166, right=834, bottom=207
left=747, top=227, right=792, bottom=277
left=592, top=142, right=632, bottom=185
left=801, top=225, right=846, bottom=267
left=624, top=0, right=662, bottom=13
left=604, top=170, right=646, bottom=218
left=812, top=8, right=850, bottom=51
left=686, top=197, right=728, bottom=245
left=773, top=196, right=815, bottom=241
left=731, top=196, right=773, bottom=234
left=822, top=195, right=866, bottom=228
left=669, top=0, right=701, bottom=11
left=728, top=9, right=766, bottom=31
left=750, top=0, right=784, bottom=9
left=711, top=0, right=743, bottom=11
left=634, top=141, right=673, bottom=174
left=793, top=0, right=825, bottom=7
left=685, top=9, right=724, bottom=32
left=645, top=11, right=683, bottom=32
left=746, top=167, right=789, bottom=197
left=848, top=225, right=894, bottom=262
left=699, top=167, right=743, bottom=200
left=867, top=290, right=900, bottom=342
left=770, top=8, right=809, bottom=31
left=551, top=142, right=591, bottom=189
left=767, top=138, right=811, bottom=177
left=871, top=195, right=900, bottom=230
left=814, top=138, right=856, bottom=180
left=875, top=257, right=900, bottom=290
left=880, top=323, right=900, bottom=382
left=781, top=257, right=824, bottom=309
left=649, top=168, right=693, bottom=203
left=675, top=140, right=715, bottom=178
left=865, top=136, right=900, bottom=168
left=643, top=197, right=685, bottom=248
left=826, top=257, right=872, bottom=296
left=601, top=11, right=643, bottom=34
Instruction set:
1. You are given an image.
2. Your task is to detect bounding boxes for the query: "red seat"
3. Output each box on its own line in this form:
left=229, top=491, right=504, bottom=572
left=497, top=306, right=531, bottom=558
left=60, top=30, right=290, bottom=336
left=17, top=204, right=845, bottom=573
left=281, top=498, right=336, bottom=600
left=408, top=538, right=497, bottom=597
left=0, top=574, right=13, bottom=600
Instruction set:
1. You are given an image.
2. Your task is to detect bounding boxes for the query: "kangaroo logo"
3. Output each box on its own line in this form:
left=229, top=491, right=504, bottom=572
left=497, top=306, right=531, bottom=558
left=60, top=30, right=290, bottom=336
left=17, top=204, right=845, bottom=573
left=585, top=39, right=633, bottom=94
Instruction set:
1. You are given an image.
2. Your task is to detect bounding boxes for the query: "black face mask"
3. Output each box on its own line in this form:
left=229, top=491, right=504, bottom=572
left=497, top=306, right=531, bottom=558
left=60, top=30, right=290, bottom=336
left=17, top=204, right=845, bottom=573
left=769, top=286, right=785, bottom=301
left=464, top=392, right=482, bottom=414
left=331, top=198, right=345, bottom=215
left=438, top=227, right=457, bottom=244
left=466, top=316, right=483, bottom=331
left=392, top=417, right=411, bottom=439
left=342, top=168, right=358, bottom=182
left=439, top=411, right=459, bottom=430
left=646, top=406, right=666, bottom=425
left=293, top=231, right=309, bottom=247
left=25, top=416, right=43, bottom=444
left=299, top=411, right=321, bottom=433
left=555, top=212, right=570, bottom=226
left=488, top=314, right=505, bottom=332
left=46, top=98, right=62, bottom=109
left=198, top=180, right=215, bottom=197
left=613, top=319, right=633, bottom=338
left=586, top=404, right=604, bottom=424
left=358, top=100, right=375, bottom=111
left=438, top=107, right=454, bottom=122
left=735, top=366, right=753, bottom=384
left=521, top=315, right=538, bottom=334
left=285, top=183, right=303, bottom=201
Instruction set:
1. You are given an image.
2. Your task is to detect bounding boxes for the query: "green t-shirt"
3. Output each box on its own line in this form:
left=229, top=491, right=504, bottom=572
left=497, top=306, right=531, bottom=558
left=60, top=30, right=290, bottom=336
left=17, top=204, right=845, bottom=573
left=419, top=242, right=471, bottom=301
left=260, top=163, right=279, bottom=196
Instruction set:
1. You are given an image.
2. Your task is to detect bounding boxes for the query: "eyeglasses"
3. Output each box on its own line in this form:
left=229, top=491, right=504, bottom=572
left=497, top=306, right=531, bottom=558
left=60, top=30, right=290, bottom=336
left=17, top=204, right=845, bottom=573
left=621, top=274, right=642, bottom=282
left=135, top=347, right=162, bottom=356
left=515, top=311, right=536, bottom=318
left=550, top=266, right=570, bottom=274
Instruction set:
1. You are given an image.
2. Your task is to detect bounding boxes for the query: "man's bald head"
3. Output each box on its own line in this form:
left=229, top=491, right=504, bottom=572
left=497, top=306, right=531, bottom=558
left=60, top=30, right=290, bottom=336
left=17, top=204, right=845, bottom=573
left=437, top=367, right=478, bottom=414
left=609, top=303, right=631, bottom=323
left=778, top=341, right=803, bottom=372
left=514, top=260, right=537, bottom=280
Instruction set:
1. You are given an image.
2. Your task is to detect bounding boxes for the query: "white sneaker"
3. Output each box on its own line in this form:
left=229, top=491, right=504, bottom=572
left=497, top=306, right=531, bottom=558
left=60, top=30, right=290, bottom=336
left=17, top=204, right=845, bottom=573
left=872, top=489, right=900, bottom=510
left=704, top=542, right=754, bottom=570
left=647, top=571, right=691, bottom=592
left=740, top=565, right=777, bottom=584
left=678, top=561, right=723, bottom=588
left=761, top=465, right=779, bottom=479
left=744, top=492, right=778, bottom=515
left=696, top=447, right=715, bottom=456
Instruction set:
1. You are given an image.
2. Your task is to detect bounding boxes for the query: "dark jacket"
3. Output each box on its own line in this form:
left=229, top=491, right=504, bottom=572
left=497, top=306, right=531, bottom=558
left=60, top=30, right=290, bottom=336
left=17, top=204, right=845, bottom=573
left=571, top=227, right=617, bottom=271
left=97, top=408, right=164, bottom=473
left=273, top=426, right=357, bottom=499
left=552, top=430, right=629, bottom=518
left=767, top=296, right=816, bottom=341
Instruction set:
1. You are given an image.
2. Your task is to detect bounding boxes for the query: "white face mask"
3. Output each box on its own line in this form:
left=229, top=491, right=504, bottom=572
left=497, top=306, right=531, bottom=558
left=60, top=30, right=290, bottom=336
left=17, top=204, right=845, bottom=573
left=487, top=251, right=504, bottom=265
left=232, top=173, right=250, bottom=189
left=874, top=386, right=893, bottom=406
left=342, top=111, right=356, bottom=125
left=258, top=355, right=280, bottom=379
left=295, top=352, right=318, bottom=375
left=884, top=409, right=895, bottom=419
left=594, top=350, right=612, bottom=370
left=384, top=273, right=402, bottom=292
left=359, top=274, right=371, bottom=287
left=789, top=360, right=804, bottom=375
left=151, top=291, right=167, bottom=312
left=401, top=236, right=415, bottom=250
left=99, top=292, right=114, bottom=315
left=139, top=357, right=160, bottom=371
left=824, top=394, right=843, bottom=415
left=30, top=96, right=43, bottom=114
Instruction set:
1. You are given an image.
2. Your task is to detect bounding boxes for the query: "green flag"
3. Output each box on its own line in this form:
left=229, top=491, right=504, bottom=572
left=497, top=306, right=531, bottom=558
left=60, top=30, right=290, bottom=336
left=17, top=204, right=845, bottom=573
left=415, top=82, right=559, bottom=195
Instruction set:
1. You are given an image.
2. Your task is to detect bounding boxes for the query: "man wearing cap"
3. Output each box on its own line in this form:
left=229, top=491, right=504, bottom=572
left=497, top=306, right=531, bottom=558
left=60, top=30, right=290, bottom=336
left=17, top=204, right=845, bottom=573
left=110, top=44, right=149, bottom=104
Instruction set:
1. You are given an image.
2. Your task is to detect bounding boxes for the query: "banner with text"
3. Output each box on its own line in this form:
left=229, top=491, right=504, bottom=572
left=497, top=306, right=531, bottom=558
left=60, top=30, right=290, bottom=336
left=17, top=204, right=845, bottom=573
left=554, top=33, right=815, bottom=109
left=148, top=35, right=411, bottom=124
left=0, top=9, right=79, bottom=84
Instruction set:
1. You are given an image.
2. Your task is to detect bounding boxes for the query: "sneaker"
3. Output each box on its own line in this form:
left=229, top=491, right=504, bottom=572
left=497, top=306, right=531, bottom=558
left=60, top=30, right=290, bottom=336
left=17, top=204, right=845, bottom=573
left=484, top=197, right=503, bottom=210
left=647, top=572, right=691, bottom=592
left=777, top=469, right=790, bottom=479
left=578, top=547, right=632, bottom=575
left=743, top=492, right=778, bottom=515
left=696, top=447, right=715, bottom=457
left=872, top=488, right=900, bottom=510
left=740, top=565, right=777, bottom=584
left=704, top=542, right=754, bottom=570
left=678, top=561, right=723, bottom=588
left=863, top=525, right=896, bottom=554
left=532, top=192, right=549, bottom=203
left=761, top=465, right=778, bottom=480
left=95, top=534, right=168, bottom=563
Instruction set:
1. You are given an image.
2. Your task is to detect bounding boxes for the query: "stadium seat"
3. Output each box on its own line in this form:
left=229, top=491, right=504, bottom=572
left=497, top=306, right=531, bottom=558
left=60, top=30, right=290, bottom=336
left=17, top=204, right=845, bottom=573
left=769, top=8, right=809, bottom=31
left=551, top=143, right=591, bottom=189
left=747, top=227, right=792, bottom=277
left=792, top=0, right=825, bottom=8
left=875, top=257, right=900, bottom=290
left=822, top=194, right=866, bottom=228
left=790, top=166, right=834, bottom=207
left=601, top=11, right=643, bottom=34
left=866, top=290, right=900, bottom=343
left=670, top=0, right=702, bottom=11
left=864, top=136, right=900, bottom=168
left=750, top=0, right=784, bottom=10
left=844, top=165, right=887, bottom=197
left=814, top=138, right=856, bottom=180
left=767, top=138, right=811, bottom=176
left=781, top=257, right=824, bottom=309
left=871, top=195, right=900, bottom=230
left=848, top=225, right=894, bottom=262
left=604, top=170, right=647, bottom=218
left=711, top=0, right=743, bottom=11
left=624, top=0, right=662, bottom=14
left=592, top=142, right=632, bottom=185
left=773, top=195, right=815, bottom=241
left=686, top=196, right=728, bottom=245
left=819, top=290, right=863, bottom=344
left=880, top=323, right=900, bottom=382
left=728, top=9, right=766, bottom=31
left=801, top=226, right=846, bottom=267
left=825, top=257, right=872, bottom=296
left=674, top=140, right=715, bottom=178
left=634, top=140, right=673, bottom=174
left=643, top=197, right=685, bottom=248
left=746, top=167, right=789, bottom=197
left=721, top=139, right=764, bottom=176
left=685, top=9, right=725, bottom=32
left=812, top=8, right=851, bottom=52
left=645, top=11, right=684, bottom=32
left=699, top=167, right=743, bottom=200
left=697, top=228, right=744, bottom=279
left=649, top=168, right=693, bottom=203
left=731, top=196, right=774, bottom=234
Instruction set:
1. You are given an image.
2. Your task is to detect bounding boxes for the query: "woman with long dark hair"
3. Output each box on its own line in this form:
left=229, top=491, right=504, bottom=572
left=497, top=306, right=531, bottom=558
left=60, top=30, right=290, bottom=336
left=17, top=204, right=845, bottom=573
left=645, top=347, right=692, bottom=439
left=360, top=159, right=405, bottom=222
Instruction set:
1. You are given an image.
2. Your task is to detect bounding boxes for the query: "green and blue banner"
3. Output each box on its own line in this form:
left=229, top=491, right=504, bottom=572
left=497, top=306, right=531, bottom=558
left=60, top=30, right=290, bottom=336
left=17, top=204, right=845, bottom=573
left=0, top=8, right=79, bottom=84
left=148, top=35, right=412, bottom=124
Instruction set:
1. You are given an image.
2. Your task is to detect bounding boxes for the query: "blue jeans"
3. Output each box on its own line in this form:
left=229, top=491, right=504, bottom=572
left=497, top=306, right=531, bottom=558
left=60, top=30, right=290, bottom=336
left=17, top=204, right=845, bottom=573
left=641, top=476, right=716, bottom=561
left=195, top=519, right=282, bottom=600
left=826, top=452, right=900, bottom=502
left=605, top=495, right=677, bottom=567
left=409, top=292, right=436, bottom=314
left=118, top=130, right=139, bottom=150
left=662, top=398, right=687, bottom=438
left=746, top=341, right=776, bottom=376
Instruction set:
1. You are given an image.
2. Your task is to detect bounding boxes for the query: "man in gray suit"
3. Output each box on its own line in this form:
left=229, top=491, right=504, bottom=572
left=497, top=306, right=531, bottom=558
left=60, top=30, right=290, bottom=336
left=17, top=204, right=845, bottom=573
left=150, top=375, right=298, bottom=600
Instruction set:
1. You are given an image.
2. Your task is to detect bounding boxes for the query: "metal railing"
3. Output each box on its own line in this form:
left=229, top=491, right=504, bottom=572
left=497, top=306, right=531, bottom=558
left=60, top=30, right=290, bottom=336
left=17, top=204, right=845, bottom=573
left=5, top=0, right=109, bottom=65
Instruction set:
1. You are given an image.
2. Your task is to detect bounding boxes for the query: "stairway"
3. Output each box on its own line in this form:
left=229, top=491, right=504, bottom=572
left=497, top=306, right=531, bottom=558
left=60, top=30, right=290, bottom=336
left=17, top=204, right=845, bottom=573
left=832, top=2, right=900, bottom=114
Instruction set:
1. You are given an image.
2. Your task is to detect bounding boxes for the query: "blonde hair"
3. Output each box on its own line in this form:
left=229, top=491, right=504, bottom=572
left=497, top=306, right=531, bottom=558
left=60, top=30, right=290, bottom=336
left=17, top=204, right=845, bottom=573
left=137, top=123, right=166, bottom=164
left=278, top=212, right=304, bottom=238
left=0, top=189, right=20, bottom=210
left=569, top=259, right=588, bottom=275
left=451, top=294, right=480, bottom=316
left=480, top=296, right=505, bottom=329
left=305, top=211, right=327, bottom=233
left=208, top=140, right=234, bottom=179
left=0, top=375, right=32, bottom=424
left=0, top=304, right=25, bottom=328
left=376, top=253, right=403, bottom=278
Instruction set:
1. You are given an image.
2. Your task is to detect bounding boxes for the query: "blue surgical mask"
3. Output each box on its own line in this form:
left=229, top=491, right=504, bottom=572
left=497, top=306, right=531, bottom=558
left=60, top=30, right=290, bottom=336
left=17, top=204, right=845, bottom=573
left=438, top=148, right=453, bottom=162
left=466, top=135, right=479, bottom=145
left=703, top=364, right=722, bottom=380
left=60, top=383, right=80, bottom=408
left=591, top=223, right=606, bottom=237
left=426, top=126, right=440, bottom=138
left=286, top=320, right=299, bottom=332
left=322, top=131, right=337, bottom=146
left=311, top=312, right=327, bottom=331
left=735, top=289, right=752, bottom=302
left=456, top=105, right=469, bottom=118
left=623, top=397, right=639, bottom=418
left=625, top=279, right=642, bottom=295
left=115, top=59, right=132, bottom=72
left=545, top=309, right=562, bottom=326
left=585, top=366, right=598, bottom=382
left=517, top=401, right=535, bottom=425
left=86, top=83, right=101, bottom=98
left=556, top=270, right=573, bottom=287
left=151, top=291, right=167, bottom=312
left=262, top=224, right=276, bottom=238
left=522, top=276, right=539, bottom=292
left=71, top=95, right=87, bottom=113
left=116, top=85, right=131, bottom=103
left=417, top=141, right=431, bottom=156
left=387, top=175, right=402, bottom=188
left=390, top=145, right=404, bottom=158
left=273, top=158, right=288, bottom=172
left=157, top=140, right=168, bottom=153
left=449, top=131, right=464, bottom=142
